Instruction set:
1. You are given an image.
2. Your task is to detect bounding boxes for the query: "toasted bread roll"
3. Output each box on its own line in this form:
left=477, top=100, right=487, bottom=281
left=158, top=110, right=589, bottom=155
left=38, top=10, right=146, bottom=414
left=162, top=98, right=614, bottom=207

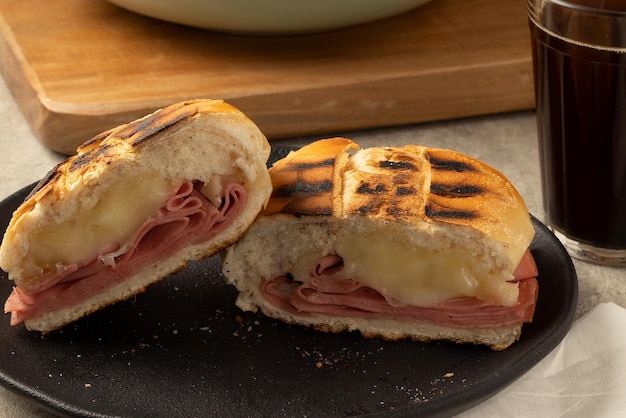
left=0, top=99, right=272, bottom=332
left=223, top=138, right=538, bottom=350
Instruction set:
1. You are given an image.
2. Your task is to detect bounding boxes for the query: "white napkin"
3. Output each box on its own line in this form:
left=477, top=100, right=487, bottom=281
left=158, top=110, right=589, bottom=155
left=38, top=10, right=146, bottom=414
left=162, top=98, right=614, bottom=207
left=457, top=302, right=626, bottom=418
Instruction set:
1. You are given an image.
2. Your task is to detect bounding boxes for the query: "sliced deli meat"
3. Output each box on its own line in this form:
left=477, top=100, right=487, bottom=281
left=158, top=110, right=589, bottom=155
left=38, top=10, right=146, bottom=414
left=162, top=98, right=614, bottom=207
left=261, top=251, right=538, bottom=328
left=5, top=180, right=246, bottom=326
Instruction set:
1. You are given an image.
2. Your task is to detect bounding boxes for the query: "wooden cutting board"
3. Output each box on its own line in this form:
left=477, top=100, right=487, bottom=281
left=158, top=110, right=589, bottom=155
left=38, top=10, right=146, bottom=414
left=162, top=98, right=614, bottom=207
left=0, top=0, right=534, bottom=154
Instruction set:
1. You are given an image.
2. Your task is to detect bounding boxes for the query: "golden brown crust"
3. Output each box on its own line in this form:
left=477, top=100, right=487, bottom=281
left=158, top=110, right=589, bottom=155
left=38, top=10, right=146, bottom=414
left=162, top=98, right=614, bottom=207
left=341, top=145, right=429, bottom=220
left=24, top=100, right=235, bottom=206
left=423, top=147, right=532, bottom=248
left=263, top=138, right=358, bottom=216
left=261, top=138, right=533, bottom=264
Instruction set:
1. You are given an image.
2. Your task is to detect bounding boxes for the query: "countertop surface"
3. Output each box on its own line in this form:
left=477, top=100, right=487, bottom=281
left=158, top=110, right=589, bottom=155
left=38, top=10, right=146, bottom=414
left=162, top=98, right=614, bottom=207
left=1, top=74, right=625, bottom=417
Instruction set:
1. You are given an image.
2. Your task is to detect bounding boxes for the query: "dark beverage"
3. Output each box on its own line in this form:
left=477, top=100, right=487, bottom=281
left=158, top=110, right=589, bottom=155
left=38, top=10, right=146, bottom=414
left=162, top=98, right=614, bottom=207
left=529, top=4, right=626, bottom=250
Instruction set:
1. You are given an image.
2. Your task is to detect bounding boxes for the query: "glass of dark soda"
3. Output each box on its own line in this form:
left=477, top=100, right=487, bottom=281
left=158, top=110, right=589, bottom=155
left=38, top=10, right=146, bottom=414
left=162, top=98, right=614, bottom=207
left=528, top=0, right=626, bottom=266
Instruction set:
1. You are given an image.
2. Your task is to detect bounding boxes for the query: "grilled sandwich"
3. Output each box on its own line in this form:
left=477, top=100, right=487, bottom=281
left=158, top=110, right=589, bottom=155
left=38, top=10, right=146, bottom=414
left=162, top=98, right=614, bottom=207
left=0, top=99, right=272, bottom=332
left=222, top=138, right=538, bottom=350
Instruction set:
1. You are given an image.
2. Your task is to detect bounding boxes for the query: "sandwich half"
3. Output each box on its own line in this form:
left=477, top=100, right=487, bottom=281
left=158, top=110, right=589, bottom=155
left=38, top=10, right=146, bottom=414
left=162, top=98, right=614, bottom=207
left=0, top=99, right=272, bottom=332
left=222, top=138, right=538, bottom=350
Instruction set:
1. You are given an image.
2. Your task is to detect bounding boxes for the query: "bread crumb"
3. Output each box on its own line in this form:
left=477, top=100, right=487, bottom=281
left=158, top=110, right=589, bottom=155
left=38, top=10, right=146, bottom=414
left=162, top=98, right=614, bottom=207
left=443, top=372, right=454, bottom=378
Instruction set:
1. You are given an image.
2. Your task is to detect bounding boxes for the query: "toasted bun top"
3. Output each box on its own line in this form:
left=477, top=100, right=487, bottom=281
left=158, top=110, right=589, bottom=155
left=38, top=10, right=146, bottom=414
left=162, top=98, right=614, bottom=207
left=263, top=137, right=533, bottom=267
left=25, top=99, right=267, bottom=208
left=0, top=99, right=272, bottom=284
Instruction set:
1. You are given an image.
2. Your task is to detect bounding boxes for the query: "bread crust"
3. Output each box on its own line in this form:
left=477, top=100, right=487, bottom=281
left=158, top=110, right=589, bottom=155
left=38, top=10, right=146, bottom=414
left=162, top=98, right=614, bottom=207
left=223, top=138, right=535, bottom=350
left=265, top=138, right=533, bottom=266
left=0, top=99, right=272, bottom=331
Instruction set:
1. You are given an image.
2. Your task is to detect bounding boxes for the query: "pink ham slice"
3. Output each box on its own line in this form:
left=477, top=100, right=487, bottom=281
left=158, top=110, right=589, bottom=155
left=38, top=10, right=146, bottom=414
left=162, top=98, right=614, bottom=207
left=262, top=250, right=539, bottom=329
left=5, top=179, right=247, bottom=326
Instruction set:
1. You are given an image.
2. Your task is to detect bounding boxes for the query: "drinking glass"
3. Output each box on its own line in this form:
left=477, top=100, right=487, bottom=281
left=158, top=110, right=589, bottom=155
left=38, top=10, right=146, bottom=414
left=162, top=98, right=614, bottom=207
left=528, top=0, right=626, bottom=266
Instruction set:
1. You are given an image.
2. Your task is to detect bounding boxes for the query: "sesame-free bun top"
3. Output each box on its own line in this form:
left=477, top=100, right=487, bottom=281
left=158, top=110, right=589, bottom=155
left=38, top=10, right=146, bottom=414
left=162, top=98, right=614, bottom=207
left=264, top=137, right=534, bottom=265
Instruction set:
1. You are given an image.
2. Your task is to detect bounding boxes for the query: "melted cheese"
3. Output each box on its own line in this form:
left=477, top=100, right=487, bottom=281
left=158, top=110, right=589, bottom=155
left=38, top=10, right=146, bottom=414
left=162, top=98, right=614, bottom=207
left=292, top=233, right=519, bottom=308
left=200, top=176, right=223, bottom=208
left=25, top=173, right=175, bottom=280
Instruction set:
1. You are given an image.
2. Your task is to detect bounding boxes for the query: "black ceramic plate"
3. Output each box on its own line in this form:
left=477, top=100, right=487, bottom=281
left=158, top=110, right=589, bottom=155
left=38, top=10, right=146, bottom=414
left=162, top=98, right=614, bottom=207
left=0, top=147, right=577, bottom=418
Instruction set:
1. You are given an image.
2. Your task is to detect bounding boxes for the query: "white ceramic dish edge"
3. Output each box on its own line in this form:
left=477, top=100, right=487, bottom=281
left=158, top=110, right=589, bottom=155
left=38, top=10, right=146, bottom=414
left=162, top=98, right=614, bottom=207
left=105, top=0, right=433, bottom=34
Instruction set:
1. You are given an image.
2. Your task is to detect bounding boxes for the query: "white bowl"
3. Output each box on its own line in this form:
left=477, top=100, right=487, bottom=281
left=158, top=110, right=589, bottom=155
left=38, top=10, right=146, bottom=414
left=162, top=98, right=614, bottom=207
left=106, top=0, right=433, bottom=34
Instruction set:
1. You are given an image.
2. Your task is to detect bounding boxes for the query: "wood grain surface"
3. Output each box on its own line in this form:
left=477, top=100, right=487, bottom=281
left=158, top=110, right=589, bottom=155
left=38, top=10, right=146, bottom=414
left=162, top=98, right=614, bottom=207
left=0, top=0, right=534, bottom=154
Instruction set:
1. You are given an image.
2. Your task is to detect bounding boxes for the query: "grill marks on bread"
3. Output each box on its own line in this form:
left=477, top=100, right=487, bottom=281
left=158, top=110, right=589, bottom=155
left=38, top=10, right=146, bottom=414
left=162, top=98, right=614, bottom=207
left=266, top=139, right=496, bottom=228
left=270, top=157, right=334, bottom=216
left=428, top=155, right=476, bottom=173
left=264, top=138, right=359, bottom=216
left=25, top=101, right=201, bottom=202
left=80, top=101, right=198, bottom=150
left=425, top=150, right=483, bottom=221
left=345, top=149, right=423, bottom=219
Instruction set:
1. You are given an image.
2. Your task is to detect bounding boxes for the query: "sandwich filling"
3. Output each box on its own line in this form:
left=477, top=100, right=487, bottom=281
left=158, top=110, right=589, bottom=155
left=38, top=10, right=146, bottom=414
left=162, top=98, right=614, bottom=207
left=261, top=249, right=538, bottom=329
left=293, top=233, right=521, bottom=307
left=5, top=178, right=247, bottom=326
left=16, top=173, right=175, bottom=287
